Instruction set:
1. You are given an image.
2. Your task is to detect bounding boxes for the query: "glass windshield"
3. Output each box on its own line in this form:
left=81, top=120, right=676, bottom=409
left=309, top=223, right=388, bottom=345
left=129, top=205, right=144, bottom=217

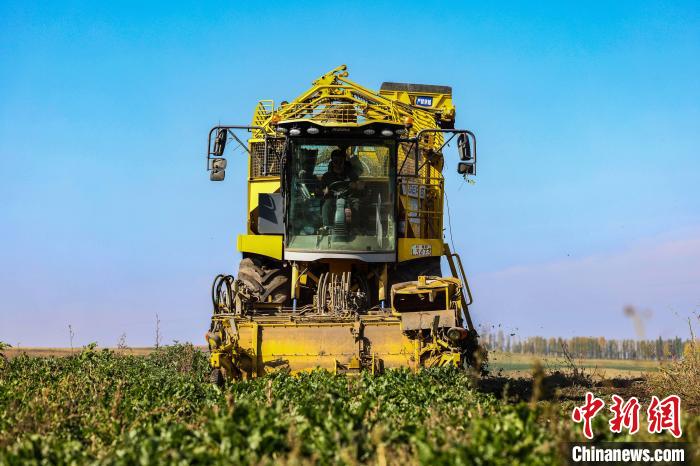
left=287, top=139, right=396, bottom=253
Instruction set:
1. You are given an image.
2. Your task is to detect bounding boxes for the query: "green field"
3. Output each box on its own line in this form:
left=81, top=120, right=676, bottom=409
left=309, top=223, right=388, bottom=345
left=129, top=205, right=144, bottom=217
left=2, top=347, right=156, bottom=358
left=1, top=344, right=697, bottom=465
left=5, top=348, right=663, bottom=378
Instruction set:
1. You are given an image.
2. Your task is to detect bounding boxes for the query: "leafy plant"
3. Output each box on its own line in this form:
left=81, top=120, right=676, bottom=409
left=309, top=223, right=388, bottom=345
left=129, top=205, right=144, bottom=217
left=0, top=344, right=696, bottom=465
left=647, top=319, right=700, bottom=412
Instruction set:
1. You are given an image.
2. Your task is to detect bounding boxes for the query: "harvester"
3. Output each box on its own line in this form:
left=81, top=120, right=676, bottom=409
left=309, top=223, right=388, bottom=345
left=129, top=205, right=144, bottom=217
left=204, top=65, right=481, bottom=384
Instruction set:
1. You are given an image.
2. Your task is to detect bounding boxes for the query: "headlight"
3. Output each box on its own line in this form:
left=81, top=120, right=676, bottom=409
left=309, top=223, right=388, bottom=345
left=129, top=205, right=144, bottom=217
left=446, top=327, right=468, bottom=342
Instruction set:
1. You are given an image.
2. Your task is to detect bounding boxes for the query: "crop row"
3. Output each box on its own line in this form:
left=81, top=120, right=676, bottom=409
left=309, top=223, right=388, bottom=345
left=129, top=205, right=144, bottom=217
left=0, top=344, right=695, bottom=465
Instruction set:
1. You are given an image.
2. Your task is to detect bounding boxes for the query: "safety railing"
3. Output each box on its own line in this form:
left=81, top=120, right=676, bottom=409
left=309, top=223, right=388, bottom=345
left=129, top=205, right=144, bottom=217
left=250, top=138, right=285, bottom=178
left=251, top=100, right=275, bottom=139
left=279, top=101, right=396, bottom=124
left=397, top=178, right=444, bottom=239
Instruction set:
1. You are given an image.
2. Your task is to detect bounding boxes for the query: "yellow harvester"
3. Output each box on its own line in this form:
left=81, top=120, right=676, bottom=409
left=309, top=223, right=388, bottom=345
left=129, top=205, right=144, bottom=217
left=205, top=65, right=482, bottom=383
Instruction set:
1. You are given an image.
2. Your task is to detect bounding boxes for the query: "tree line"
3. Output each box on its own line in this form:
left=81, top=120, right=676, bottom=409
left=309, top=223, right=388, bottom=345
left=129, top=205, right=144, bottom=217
left=480, top=329, right=690, bottom=360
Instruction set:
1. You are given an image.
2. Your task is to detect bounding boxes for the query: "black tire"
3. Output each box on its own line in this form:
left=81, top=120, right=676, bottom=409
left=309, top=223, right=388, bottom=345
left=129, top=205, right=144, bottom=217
left=389, top=257, right=442, bottom=287
left=237, top=255, right=290, bottom=304
left=210, top=368, right=225, bottom=387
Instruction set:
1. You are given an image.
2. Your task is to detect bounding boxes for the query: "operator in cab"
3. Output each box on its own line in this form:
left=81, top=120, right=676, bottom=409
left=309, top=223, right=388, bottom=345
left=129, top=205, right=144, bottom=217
left=321, top=148, right=364, bottom=230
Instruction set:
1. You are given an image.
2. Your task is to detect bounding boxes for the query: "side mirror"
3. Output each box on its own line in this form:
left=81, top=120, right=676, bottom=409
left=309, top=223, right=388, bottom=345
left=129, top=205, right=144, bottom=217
left=210, top=158, right=227, bottom=181
left=457, top=161, right=475, bottom=176
left=457, top=133, right=472, bottom=161
left=210, top=169, right=225, bottom=181
left=213, top=128, right=228, bottom=156
left=212, top=158, right=227, bottom=170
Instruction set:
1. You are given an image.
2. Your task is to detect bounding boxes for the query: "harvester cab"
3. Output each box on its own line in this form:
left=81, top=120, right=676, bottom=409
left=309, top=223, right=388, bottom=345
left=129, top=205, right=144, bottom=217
left=204, top=65, right=482, bottom=383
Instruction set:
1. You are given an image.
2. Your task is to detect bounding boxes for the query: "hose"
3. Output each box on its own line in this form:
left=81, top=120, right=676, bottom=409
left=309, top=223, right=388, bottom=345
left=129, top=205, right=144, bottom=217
left=211, top=274, right=235, bottom=313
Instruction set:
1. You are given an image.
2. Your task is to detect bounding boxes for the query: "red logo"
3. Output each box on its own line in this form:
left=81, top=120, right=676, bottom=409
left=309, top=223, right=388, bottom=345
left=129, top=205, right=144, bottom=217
left=609, top=394, right=641, bottom=434
left=572, top=392, right=605, bottom=439
left=572, top=393, right=682, bottom=439
left=647, top=395, right=682, bottom=438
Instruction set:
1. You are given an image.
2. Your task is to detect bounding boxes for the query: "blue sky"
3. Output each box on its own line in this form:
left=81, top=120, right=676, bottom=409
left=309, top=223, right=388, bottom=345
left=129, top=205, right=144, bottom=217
left=1, top=1, right=698, bottom=347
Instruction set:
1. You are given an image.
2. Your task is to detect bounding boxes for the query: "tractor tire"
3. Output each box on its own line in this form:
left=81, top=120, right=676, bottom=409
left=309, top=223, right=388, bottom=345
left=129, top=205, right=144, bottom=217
left=389, top=257, right=442, bottom=287
left=237, top=255, right=290, bottom=304
left=209, top=367, right=224, bottom=387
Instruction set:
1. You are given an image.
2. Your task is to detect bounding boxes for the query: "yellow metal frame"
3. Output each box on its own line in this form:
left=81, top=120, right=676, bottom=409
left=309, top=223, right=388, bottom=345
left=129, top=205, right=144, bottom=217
left=237, top=234, right=283, bottom=260
left=208, top=274, right=468, bottom=379
left=209, top=311, right=465, bottom=379
left=240, top=65, right=454, bottom=262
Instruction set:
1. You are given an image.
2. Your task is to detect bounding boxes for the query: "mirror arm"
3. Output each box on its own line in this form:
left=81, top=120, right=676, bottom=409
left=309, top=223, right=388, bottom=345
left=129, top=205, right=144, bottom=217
left=437, top=132, right=458, bottom=153
left=413, top=128, right=477, bottom=175
left=414, top=128, right=476, bottom=154
left=206, top=124, right=265, bottom=172
left=229, top=131, right=251, bottom=155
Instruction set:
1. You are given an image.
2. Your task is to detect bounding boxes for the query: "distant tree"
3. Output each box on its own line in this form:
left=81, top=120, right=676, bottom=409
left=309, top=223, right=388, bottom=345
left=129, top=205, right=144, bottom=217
left=497, top=330, right=505, bottom=352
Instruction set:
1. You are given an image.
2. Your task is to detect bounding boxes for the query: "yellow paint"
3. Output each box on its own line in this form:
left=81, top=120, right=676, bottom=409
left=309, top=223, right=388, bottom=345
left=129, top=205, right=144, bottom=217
left=233, top=317, right=414, bottom=374
left=251, top=322, right=260, bottom=376
left=379, top=86, right=455, bottom=128
left=237, top=234, right=283, bottom=260
left=247, top=178, right=280, bottom=232
left=291, top=263, right=299, bottom=299
left=209, top=305, right=466, bottom=379
left=378, top=264, right=388, bottom=302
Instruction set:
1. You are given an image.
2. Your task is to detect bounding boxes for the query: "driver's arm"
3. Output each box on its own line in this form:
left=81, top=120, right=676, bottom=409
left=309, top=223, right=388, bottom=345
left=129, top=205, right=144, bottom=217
left=348, top=170, right=362, bottom=190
